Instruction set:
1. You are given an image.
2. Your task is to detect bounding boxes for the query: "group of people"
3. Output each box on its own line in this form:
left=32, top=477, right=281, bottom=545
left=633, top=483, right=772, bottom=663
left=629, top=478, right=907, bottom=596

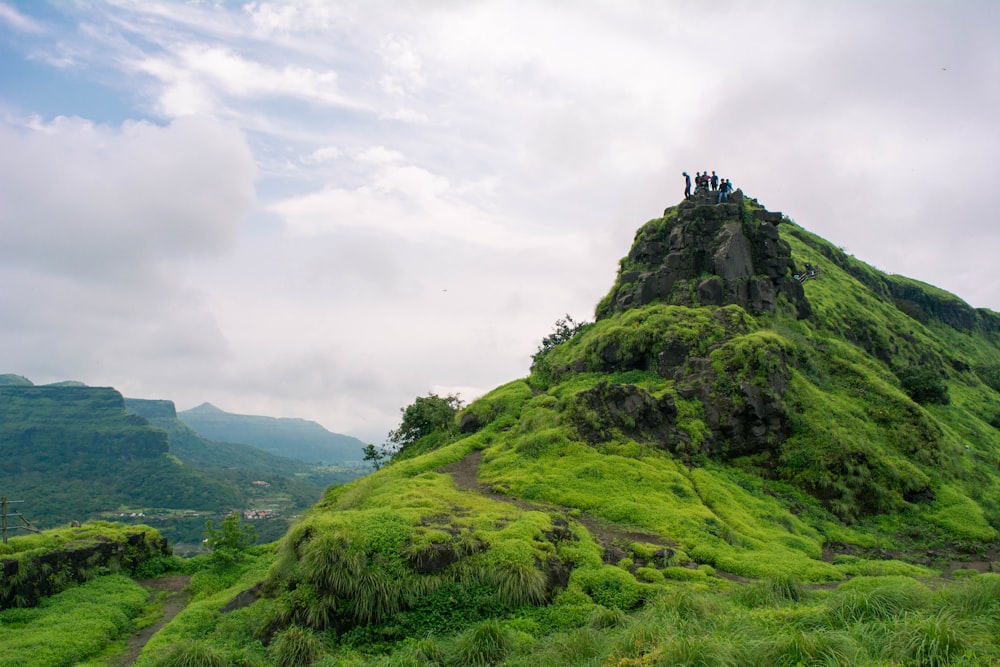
left=682, top=170, right=734, bottom=204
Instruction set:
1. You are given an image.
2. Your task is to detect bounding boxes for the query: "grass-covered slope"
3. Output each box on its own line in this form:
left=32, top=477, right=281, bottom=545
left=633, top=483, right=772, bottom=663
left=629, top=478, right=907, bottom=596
left=256, top=210, right=999, bottom=609
left=135, top=201, right=1000, bottom=666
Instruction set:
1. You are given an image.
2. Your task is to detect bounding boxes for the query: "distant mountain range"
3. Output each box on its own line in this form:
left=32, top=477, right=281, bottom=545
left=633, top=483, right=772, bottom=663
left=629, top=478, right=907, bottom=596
left=0, top=376, right=367, bottom=544
left=177, top=402, right=367, bottom=465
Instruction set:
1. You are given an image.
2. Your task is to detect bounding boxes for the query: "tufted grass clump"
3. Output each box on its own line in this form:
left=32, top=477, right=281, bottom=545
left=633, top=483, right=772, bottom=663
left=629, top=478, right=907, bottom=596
left=586, top=605, right=628, bottom=630
left=733, top=575, right=808, bottom=609
left=752, top=627, right=859, bottom=667
left=149, top=641, right=230, bottom=667
left=448, top=619, right=514, bottom=667
left=941, top=572, right=1000, bottom=620
left=826, top=576, right=931, bottom=626
left=886, top=611, right=970, bottom=667
left=657, top=633, right=741, bottom=667
left=267, top=625, right=328, bottom=667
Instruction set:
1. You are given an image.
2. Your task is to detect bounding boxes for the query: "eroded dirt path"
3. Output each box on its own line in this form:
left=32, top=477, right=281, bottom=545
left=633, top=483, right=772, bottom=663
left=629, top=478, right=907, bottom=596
left=438, top=450, right=673, bottom=550
left=110, top=575, right=191, bottom=667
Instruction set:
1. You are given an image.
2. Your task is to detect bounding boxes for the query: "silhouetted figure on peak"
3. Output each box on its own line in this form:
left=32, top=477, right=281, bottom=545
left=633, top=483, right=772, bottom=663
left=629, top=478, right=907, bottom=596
left=682, top=171, right=691, bottom=199
left=717, top=178, right=732, bottom=204
left=711, top=171, right=718, bottom=191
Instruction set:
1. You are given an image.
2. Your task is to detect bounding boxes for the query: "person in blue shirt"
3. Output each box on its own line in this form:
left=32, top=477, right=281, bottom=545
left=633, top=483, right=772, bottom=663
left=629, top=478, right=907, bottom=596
left=682, top=172, right=691, bottom=199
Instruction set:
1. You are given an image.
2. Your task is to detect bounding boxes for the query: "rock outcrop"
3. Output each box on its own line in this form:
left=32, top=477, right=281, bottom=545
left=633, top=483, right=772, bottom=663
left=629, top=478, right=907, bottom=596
left=597, top=190, right=811, bottom=320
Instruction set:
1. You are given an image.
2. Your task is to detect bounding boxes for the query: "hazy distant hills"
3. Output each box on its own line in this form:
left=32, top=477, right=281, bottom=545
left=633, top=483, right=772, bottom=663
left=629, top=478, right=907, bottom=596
left=0, top=377, right=367, bottom=544
left=178, top=402, right=366, bottom=465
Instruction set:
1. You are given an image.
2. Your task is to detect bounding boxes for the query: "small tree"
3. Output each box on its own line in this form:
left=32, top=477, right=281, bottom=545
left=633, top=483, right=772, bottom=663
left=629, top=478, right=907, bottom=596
left=387, top=393, right=463, bottom=460
left=203, top=512, right=256, bottom=564
left=532, top=314, right=590, bottom=365
left=530, top=314, right=591, bottom=385
left=362, top=443, right=387, bottom=470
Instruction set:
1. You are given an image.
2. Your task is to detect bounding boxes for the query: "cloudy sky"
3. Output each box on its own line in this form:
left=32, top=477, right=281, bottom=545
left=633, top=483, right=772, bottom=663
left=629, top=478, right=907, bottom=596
left=1, top=1, right=998, bottom=443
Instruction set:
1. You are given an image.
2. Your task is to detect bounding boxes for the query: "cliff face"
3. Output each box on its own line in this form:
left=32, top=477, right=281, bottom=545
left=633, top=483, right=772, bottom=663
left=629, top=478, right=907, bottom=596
left=0, top=386, right=168, bottom=460
left=598, top=190, right=811, bottom=320
left=124, top=397, right=179, bottom=420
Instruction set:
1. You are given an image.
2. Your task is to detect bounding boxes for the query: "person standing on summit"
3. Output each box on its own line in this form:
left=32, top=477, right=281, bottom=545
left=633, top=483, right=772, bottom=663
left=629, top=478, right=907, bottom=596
left=683, top=172, right=691, bottom=199
left=710, top=171, right=719, bottom=191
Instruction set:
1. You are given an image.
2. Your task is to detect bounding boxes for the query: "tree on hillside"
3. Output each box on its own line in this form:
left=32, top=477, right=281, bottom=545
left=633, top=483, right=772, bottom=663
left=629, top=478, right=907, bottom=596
left=387, top=393, right=463, bottom=461
left=203, top=512, right=256, bottom=564
left=362, top=443, right=387, bottom=470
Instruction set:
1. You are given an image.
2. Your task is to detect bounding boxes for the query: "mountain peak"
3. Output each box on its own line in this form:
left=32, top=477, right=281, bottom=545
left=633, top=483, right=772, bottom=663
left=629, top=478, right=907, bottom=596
left=597, top=190, right=811, bottom=321
left=186, top=402, right=225, bottom=414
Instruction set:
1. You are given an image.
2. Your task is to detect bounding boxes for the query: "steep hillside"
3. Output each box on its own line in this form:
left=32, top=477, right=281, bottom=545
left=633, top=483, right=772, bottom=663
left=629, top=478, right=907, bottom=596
left=131, top=191, right=1000, bottom=666
left=252, top=190, right=1000, bottom=627
left=179, top=402, right=366, bottom=464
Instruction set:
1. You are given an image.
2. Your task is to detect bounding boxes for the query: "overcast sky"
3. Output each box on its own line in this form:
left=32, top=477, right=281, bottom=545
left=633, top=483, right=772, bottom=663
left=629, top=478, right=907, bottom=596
left=1, top=1, right=998, bottom=443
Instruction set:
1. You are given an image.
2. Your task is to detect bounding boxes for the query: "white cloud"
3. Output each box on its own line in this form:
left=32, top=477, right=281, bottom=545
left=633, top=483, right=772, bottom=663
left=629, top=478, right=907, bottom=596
left=131, top=44, right=356, bottom=118
left=0, top=2, right=44, bottom=33
left=2, top=0, right=999, bottom=441
left=0, top=115, right=257, bottom=278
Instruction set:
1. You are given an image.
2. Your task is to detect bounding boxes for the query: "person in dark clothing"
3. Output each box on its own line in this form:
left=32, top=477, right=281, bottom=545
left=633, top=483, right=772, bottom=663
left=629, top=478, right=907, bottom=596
left=711, top=171, right=719, bottom=191
left=717, top=178, right=732, bottom=204
left=683, top=172, right=691, bottom=199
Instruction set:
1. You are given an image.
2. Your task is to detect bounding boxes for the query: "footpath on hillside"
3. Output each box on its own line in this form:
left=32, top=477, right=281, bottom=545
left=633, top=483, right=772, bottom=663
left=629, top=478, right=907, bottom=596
left=111, top=575, right=191, bottom=667
left=438, top=450, right=1000, bottom=583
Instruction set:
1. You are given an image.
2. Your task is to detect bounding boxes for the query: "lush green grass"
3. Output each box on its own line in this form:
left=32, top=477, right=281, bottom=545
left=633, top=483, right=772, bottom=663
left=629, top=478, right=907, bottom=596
left=0, top=574, right=150, bottom=667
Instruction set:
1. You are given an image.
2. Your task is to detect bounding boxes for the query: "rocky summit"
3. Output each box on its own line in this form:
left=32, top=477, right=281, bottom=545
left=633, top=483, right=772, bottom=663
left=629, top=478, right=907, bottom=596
left=598, top=189, right=811, bottom=320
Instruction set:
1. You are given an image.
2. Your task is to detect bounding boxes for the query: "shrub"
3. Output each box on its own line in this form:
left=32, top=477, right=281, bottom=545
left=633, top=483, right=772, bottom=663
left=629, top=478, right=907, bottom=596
left=576, top=566, right=643, bottom=610
left=897, top=365, right=950, bottom=405
left=203, top=513, right=256, bottom=565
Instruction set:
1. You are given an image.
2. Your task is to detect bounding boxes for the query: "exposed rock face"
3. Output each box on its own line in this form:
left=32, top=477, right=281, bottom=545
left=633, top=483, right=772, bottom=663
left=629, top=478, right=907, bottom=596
left=1, top=529, right=170, bottom=609
left=570, top=381, right=681, bottom=448
left=598, top=190, right=811, bottom=320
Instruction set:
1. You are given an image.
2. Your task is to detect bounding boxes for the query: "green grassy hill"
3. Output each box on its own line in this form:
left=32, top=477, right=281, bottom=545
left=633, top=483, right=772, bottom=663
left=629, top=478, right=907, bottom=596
left=123, top=194, right=1000, bottom=665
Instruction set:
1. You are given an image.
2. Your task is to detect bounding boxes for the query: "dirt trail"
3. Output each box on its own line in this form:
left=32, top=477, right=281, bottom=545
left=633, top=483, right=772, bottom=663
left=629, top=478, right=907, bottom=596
left=438, top=450, right=672, bottom=549
left=110, top=575, right=191, bottom=667
left=437, top=450, right=999, bottom=584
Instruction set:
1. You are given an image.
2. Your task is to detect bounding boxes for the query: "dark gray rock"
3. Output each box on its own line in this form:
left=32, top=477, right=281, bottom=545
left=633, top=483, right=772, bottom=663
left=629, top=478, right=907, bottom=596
left=598, top=192, right=811, bottom=320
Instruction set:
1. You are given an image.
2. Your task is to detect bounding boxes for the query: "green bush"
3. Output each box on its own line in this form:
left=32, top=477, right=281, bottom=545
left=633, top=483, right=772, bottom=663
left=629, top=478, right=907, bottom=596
left=897, top=365, right=950, bottom=405
left=576, top=566, right=643, bottom=610
left=203, top=513, right=256, bottom=565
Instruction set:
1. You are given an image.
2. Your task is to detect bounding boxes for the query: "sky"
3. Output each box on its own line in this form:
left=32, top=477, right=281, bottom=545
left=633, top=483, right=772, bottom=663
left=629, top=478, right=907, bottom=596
left=1, top=1, right=998, bottom=444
